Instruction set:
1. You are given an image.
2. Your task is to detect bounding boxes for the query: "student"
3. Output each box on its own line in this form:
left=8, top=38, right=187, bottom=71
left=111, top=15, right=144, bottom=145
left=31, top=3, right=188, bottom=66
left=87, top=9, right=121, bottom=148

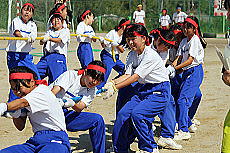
left=172, top=16, right=206, bottom=140
left=159, top=9, right=171, bottom=30
left=51, top=60, right=106, bottom=153
left=36, top=13, right=70, bottom=84
left=133, top=4, right=145, bottom=26
left=103, top=24, right=171, bottom=153
left=0, top=66, right=70, bottom=153
left=76, top=10, right=96, bottom=68
left=148, top=29, right=182, bottom=150
left=172, top=6, right=188, bottom=26
left=97, top=19, right=130, bottom=89
left=6, top=3, right=40, bottom=102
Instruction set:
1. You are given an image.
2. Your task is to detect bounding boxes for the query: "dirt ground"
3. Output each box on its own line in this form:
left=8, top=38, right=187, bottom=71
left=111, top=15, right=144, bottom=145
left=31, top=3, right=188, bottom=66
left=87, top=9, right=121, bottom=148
left=0, top=35, right=229, bottom=153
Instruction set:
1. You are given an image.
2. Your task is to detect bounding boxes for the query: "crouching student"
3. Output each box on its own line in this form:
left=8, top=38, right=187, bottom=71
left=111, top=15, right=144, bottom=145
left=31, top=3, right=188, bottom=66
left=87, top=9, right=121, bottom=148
left=0, top=66, right=70, bottom=153
left=50, top=60, right=106, bottom=153
left=102, top=24, right=172, bottom=153
left=36, top=13, right=70, bottom=84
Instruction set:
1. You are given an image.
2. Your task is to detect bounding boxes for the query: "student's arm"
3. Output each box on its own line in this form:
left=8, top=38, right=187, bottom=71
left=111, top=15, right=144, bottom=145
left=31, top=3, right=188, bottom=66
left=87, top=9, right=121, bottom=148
left=13, top=30, right=22, bottom=37
left=7, top=99, right=29, bottom=111
left=13, top=116, right=27, bottom=131
left=222, top=70, right=230, bottom=86
left=174, top=56, right=194, bottom=70
left=72, top=102, right=86, bottom=112
left=116, top=45, right=125, bottom=53
left=115, top=73, right=139, bottom=89
left=113, top=74, right=131, bottom=85
left=52, top=85, right=63, bottom=95
left=49, top=38, right=62, bottom=43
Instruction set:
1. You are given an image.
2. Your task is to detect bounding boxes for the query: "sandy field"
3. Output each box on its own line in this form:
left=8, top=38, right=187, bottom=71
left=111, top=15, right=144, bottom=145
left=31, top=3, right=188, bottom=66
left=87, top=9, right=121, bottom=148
left=0, top=35, right=229, bottom=153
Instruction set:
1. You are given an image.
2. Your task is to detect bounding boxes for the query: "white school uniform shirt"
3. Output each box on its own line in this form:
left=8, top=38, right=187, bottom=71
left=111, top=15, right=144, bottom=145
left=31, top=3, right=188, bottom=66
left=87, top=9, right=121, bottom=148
left=177, top=35, right=204, bottom=70
left=125, top=46, right=169, bottom=84
left=159, top=15, right=171, bottom=26
left=172, top=11, right=188, bottom=23
left=104, top=29, right=122, bottom=54
left=133, top=10, right=145, bottom=24
left=50, top=70, right=96, bottom=107
left=23, top=85, right=66, bottom=133
left=6, top=17, right=37, bottom=52
left=43, top=28, right=70, bottom=57
left=76, top=21, right=95, bottom=43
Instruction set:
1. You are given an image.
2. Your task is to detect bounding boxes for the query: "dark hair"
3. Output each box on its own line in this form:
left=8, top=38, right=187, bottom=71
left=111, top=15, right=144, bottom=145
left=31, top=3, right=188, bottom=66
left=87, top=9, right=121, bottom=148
left=184, top=16, right=207, bottom=48
left=115, top=18, right=129, bottom=31
left=85, top=60, right=106, bottom=82
left=120, top=24, right=152, bottom=47
left=49, top=3, right=68, bottom=17
left=50, top=13, right=64, bottom=22
left=157, top=29, right=176, bottom=49
left=9, top=66, right=38, bottom=91
left=77, top=10, right=93, bottom=23
left=224, top=0, right=230, bottom=10
left=169, top=24, right=186, bottom=43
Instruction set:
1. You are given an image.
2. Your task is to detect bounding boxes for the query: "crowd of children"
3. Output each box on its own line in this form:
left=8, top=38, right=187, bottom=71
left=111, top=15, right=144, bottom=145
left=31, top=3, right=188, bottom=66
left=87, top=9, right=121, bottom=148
left=0, top=1, right=211, bottom=153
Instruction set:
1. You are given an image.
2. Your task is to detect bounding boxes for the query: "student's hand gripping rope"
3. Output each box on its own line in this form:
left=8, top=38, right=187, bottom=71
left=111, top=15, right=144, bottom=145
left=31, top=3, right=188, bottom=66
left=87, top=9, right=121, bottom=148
left=102, top=81, right=118, bottom=100
left=0, top=103, right=7, bottom=116
left=62, top=96, right=83, bottom=108
left=166, top=65, right=176, bottom=79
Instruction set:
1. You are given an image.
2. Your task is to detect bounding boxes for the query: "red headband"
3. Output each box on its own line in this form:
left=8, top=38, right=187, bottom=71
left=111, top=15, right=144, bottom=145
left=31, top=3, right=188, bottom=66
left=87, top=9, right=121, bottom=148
left=56, top=4, right=66, bottom=12
left=22, top=3, right=34, bottom=10
left=185, top=18, right=200, bottom=38
left=150, top=29, right=176, bottom=45
left=162, top=10, right=167, bottom=13
left=9, top=73, right=48, bottom=86
left=87, top=65, right=106, bottom=74
left=133, top=31, right=150, bottom=46
left=185, top=18, right=198, bottom=28
left=81, top=10, right=91, bottom=21
left=173, top=30, right=182, bottom=35
left=118, top=20, right=131, bottom=30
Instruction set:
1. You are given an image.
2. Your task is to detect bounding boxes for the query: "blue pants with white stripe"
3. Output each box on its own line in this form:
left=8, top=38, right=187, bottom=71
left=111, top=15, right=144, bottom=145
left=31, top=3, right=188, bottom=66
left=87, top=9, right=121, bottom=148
left=177, top=64, right=204, bottom=132
left=7, top=52, right=41, bottom=102
left=0, top=130, right=70, bottom=153
left=64, top=110, right=105, bottom=153
left=77, top=42, right=94, bottom=69
left=97, top=49, right=125, bottom=89
left=36, top=53, right=67, bottom=84
left=113, top=82, right=171, bottom=153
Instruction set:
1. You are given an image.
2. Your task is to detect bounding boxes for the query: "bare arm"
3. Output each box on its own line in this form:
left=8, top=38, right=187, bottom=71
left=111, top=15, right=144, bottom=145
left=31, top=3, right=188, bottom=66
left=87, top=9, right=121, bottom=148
left=13, top=116, right=27, bottom=131
left=7, top=99, right=29, bottom=111
left=49, top=38, right=62, bottom=43
left=116, top=45, right=125, bottom=53
left=115, top=73, right=139, bottom=89
left=13, top=30, right=22, bottom=37
left=222, top=70, right=230, bottom=86
left=113, top=74, right=131, bottom=85
left=175, top=56, right=194, bottom=70
left=52, top=85, right=87, bottom=112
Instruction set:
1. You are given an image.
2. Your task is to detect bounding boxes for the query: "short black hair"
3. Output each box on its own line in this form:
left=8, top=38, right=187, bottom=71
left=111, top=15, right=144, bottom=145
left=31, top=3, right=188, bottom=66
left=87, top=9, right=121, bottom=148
left=86, top=60, right=106, bottom=82
left=9, top=66, right=38, bottom=91
left=224, top=0, right=230, bottom=10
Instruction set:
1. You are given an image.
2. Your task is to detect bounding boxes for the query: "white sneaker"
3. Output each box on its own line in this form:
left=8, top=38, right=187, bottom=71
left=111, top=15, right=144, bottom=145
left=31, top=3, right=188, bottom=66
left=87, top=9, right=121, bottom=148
left=158, top=136, right=182, bottom=150
left=136, top=148, right=159, bottom=153
left=192, top=118, right=200, bottom=126
left=189, top=124, right=197, bottom=133
left=106, top=146, right=114, bottom=153
left=173, top=130, right=191, bottom=140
